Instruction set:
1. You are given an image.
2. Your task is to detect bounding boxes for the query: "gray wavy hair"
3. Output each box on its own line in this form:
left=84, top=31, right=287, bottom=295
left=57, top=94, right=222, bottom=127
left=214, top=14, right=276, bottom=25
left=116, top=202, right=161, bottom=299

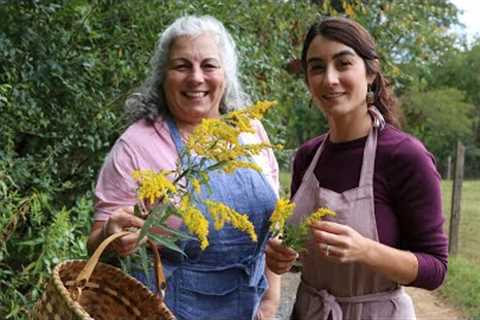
left=125, top=15, right=250, bottom=123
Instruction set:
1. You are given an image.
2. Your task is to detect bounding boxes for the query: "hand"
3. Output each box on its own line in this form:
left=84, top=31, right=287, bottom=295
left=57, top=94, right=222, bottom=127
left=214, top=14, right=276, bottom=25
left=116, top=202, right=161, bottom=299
left=309, top=221, right=371, bottom=264
left=103, top=207, right=145, bottom=257
left=265, top=238, right=299, bottom=275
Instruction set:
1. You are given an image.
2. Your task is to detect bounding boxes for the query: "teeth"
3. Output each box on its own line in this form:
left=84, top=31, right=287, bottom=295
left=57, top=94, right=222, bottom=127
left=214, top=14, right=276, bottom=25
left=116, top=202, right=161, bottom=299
left=184, top=91, right=207, bottom=98
left=324, top=93, right=343, bottom=99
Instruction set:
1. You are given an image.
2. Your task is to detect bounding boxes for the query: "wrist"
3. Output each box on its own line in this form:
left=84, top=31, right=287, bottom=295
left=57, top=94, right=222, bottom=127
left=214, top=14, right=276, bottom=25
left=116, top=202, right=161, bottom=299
left=101, top=219, right=110, bottom=241
left=361, top=237, right=377, bottom=266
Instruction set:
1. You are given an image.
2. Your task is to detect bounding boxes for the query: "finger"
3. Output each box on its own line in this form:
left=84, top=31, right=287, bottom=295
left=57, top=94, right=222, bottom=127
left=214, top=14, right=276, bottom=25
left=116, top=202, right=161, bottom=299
left=310, top=221, right=347, bottom=234
left=266, top=243, right=298, bottom=262
left=111, top=210, right=145, bottom=230
left=310, top=228, right=345, bottom=248
left=266, top=257, right=293, bottom=274
left=268, top=239, right=298, bottom=256
left=114, top=237, right=140, bottom=256
left=116, top=232, right=141, bottom=248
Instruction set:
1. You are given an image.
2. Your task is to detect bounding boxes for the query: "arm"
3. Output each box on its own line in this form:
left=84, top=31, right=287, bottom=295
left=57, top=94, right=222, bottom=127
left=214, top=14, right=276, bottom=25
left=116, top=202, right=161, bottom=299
left=88, top=138, right=145, bottom=255
left=390, top=138, right=448, bottom=289
left=309, top=136, right=447, bottom=288
left=257, top=266, right=281, bottom=319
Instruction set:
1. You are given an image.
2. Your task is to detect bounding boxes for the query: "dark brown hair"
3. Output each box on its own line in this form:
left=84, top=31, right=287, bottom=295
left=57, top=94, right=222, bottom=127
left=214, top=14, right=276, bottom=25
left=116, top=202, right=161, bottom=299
left=301, top=17, right=400, bottom=128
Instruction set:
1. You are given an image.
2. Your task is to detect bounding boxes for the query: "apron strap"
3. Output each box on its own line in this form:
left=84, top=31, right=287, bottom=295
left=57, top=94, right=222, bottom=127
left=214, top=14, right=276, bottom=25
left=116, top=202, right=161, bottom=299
left=302, top=133, right=328, bottom=184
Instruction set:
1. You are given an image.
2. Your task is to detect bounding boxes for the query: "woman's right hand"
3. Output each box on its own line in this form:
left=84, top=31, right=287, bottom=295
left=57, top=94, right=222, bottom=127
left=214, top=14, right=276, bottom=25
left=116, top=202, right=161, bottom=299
left=265, top=238, right=299, bottom=275
left=102, top=207, right=145, bottom=257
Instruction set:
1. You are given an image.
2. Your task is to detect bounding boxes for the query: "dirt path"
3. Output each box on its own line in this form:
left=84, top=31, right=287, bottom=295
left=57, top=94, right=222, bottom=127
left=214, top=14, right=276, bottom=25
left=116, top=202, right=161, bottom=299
left=276, top=273, right=466, bottom=319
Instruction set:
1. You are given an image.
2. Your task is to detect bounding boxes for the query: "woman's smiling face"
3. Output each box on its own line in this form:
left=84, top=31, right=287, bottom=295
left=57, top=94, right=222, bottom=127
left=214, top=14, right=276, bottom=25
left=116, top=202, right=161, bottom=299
left=164, top=33, right=225, bottom=124
left=306, top=35, right=373, bottom=119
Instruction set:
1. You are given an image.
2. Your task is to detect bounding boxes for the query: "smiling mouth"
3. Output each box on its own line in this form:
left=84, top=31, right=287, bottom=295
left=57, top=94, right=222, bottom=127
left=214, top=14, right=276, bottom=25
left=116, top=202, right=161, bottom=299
left=183, top=91, right=208, bottom=98
left=322, top=92, right=344, bottom=100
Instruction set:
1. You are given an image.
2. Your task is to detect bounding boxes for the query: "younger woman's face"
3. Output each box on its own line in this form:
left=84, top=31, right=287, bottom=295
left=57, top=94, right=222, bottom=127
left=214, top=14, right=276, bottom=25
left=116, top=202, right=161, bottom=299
left=305, top=35, right=373, bottom=120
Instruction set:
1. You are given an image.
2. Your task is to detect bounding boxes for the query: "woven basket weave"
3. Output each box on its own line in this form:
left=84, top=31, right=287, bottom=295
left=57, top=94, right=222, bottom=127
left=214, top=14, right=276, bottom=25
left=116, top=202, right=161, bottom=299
left=32, top=231, right=176, bottom=320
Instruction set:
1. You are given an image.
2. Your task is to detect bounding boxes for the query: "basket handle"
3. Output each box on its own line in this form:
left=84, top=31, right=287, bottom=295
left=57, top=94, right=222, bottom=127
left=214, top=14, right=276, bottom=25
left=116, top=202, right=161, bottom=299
left=74, top=230, right=167, bottom=298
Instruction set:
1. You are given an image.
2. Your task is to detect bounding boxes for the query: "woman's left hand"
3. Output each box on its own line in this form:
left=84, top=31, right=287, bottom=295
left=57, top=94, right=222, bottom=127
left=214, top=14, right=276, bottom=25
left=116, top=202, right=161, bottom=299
left=309, top=220, right=372, bottom=264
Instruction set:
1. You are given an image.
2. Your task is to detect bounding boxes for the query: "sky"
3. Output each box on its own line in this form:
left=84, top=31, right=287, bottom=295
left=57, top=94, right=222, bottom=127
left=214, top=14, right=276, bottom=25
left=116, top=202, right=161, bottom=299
left=450, top=0, right=480, bottom=43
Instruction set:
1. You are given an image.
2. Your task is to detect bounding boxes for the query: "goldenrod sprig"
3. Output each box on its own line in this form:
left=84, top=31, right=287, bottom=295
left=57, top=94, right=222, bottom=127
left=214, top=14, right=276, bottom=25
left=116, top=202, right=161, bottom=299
left=269, top=202, right=336, bottom=251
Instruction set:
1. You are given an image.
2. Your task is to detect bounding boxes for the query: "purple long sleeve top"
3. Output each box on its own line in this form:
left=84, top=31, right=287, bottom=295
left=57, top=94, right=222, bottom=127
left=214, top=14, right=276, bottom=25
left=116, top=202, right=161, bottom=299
left=291, top=125, right=448, bottom=290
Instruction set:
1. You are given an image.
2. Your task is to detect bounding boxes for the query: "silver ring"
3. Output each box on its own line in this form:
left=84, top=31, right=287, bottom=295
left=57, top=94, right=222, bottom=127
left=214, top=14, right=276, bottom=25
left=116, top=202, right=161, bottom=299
left=325, top=244, right=330, bottom=256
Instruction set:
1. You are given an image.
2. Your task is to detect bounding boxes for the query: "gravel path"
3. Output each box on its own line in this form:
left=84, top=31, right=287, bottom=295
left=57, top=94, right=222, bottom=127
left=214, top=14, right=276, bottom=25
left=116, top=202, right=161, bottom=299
left=275, top=273, right=466, bottom=320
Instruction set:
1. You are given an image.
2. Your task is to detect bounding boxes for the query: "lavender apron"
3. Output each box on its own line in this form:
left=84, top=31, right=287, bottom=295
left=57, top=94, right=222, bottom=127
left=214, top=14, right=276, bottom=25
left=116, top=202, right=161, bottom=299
left=289, top=118, right=416, bottom=319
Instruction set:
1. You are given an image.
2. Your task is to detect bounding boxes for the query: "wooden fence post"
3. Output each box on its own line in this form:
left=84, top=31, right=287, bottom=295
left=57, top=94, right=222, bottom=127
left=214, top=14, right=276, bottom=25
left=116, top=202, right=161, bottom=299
left=446, top=155, right=452, bottom=180
left=448, top=141, right=465, bottom=256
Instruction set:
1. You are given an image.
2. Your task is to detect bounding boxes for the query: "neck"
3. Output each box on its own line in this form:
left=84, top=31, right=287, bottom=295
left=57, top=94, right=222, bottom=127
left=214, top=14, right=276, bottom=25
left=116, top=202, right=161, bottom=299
left=328, top=110, right=372, bottom=143
left=175, top=120, right=197, bottom=140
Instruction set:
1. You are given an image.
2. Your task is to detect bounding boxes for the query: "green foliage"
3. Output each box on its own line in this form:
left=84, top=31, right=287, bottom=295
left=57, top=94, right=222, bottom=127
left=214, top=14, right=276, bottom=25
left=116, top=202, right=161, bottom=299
left=425, top=42, right=480, bottom=178
left=401, top=87, right=474, bottom=175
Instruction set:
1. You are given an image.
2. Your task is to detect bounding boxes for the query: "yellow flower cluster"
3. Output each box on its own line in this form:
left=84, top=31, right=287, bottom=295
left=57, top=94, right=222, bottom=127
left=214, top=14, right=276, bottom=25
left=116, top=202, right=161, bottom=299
left=178, top=196, right=210, bottom=250
left=191, top=178, right=201, bottom=193
left=132, top=169, right=176, bottom=204
left=305, top=207, right=336, bottom=225
left=205, top=200, right=258, bottom=242
left=185, top=100, right=276, bottom=171
left=269, top=198, right=296, bottom=235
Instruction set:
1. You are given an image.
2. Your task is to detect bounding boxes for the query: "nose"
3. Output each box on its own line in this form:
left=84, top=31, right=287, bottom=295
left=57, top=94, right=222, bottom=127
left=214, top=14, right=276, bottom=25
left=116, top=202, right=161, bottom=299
left=188, top=65, right=205, bottom=84
left=324, top=65, right=339, bottom=86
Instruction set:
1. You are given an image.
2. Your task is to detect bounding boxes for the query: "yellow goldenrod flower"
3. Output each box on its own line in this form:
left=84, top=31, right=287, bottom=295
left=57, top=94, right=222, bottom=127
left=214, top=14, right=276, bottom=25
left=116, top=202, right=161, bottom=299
left=178, top=196, right=210, bottom=250
left=132, top=169, right=176, bottom=204
left=245, top=100, right=277, bottom=120
left=306, top=207, right=336, bottom=225
left=191, top=178, right=201, bottom=193
left=205, top=200, right=257, bottom=242
left=222, top=160, right=262, bottom=174
left=269, top=198, right=295, bottom=234
left=185, top=101, right=277, bottom=170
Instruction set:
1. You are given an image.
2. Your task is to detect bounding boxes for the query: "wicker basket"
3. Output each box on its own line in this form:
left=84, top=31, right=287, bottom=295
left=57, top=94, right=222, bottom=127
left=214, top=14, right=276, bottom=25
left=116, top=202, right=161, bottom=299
left=32, top=231, right=176, bottom=320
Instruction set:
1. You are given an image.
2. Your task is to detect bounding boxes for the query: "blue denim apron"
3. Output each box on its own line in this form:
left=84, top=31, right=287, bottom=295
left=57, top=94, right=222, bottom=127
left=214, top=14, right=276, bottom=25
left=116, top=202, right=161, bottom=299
left=133, top=117, right=277, bottom=320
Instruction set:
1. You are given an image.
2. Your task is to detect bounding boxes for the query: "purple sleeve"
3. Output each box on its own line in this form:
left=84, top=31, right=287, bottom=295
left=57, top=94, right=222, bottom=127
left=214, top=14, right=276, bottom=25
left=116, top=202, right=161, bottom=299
left=388, top=138, right=448, bottom=290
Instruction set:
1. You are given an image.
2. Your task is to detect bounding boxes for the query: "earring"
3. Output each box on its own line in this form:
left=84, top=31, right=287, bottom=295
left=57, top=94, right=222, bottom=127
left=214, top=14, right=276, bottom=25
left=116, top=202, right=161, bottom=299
left=366, top=85, right=375, bottom=105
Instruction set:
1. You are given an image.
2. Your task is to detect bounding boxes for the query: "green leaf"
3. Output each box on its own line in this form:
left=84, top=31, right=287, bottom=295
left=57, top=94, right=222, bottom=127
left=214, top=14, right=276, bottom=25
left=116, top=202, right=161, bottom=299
left=157, top=224, right=194, bottom=241
left=146, top=232, right=187, bottom=257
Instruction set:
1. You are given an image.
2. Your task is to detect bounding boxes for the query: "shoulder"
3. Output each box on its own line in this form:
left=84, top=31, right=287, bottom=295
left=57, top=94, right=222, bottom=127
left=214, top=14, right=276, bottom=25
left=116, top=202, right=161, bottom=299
left=249, top=119, right=270, bottom=142
left=120, top=117, right=169, bottom=145
left=378, top=125, right=436, bottom=168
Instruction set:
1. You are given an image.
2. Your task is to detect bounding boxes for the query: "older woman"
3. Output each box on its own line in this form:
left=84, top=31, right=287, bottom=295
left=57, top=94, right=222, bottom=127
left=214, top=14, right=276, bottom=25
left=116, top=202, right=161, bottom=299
left=87, top=15, right=280, bottom=320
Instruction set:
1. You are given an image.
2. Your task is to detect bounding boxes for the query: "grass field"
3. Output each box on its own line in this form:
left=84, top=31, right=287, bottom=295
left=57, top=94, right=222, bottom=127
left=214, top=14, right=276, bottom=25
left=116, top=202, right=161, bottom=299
left=439, top=180, right=480, bottom=319
left=279, top=172, right=480, bottom=318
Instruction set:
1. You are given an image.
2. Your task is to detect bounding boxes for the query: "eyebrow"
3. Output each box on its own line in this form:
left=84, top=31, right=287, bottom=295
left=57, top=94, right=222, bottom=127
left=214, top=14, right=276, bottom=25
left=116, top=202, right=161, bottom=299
left=307, top=49, right=357, bottom=64
left=169, top=57, right=221, bottom=64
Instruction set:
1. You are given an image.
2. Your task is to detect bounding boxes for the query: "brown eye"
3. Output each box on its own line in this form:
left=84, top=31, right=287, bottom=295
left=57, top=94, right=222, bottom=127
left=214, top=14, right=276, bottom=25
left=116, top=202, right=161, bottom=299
left=338, top=60, right=352, bottom=69
left=309, top=63, right=325, bottom=72
left=203, top=63, right=219, bottom=71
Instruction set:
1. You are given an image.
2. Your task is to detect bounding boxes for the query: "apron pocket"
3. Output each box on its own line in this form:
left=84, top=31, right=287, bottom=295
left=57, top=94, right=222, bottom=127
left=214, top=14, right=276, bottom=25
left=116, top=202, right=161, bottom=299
left=176, top=268, right=242, bottom=319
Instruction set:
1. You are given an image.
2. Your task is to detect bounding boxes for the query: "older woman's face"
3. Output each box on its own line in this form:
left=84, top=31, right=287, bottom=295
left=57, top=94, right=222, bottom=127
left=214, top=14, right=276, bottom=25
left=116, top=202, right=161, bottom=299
left=164, top=33, right=225, bottom=125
